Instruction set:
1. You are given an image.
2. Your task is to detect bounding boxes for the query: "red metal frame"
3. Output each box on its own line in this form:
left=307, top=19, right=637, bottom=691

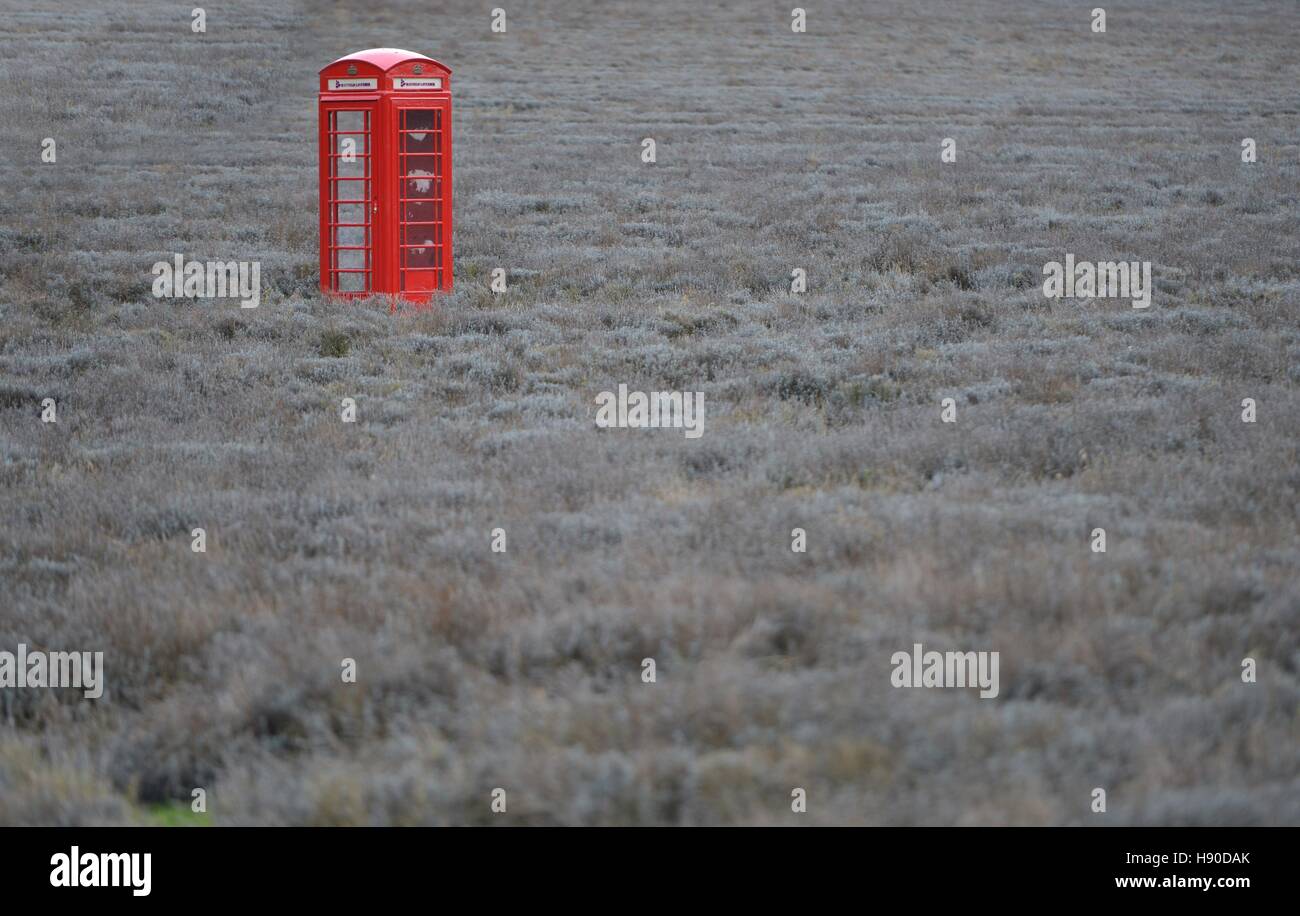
left=390, top=97, right=452, bottom=296
left=318, top=50, right=452, bottom=303
left=319, top=100, right=380, bottom=296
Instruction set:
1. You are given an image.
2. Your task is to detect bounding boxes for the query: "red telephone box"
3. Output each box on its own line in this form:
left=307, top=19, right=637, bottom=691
left=318, top=48, right=452, bottom=302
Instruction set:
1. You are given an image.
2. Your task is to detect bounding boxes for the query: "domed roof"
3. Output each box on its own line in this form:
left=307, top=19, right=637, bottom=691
left=320, top=48, right=450, bottom=74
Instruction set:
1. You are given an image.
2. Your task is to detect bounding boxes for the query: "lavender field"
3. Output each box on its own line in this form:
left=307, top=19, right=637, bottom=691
left=0, top=0, right=1297, bottom=825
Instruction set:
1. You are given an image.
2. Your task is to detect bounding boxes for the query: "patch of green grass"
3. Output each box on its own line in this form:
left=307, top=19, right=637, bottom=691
left=319, top=329, right=351, bottom=358
left=140, top=802, right=212, bottom=827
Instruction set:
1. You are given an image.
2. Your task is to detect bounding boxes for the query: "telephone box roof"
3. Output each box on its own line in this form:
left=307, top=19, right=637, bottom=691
left=320, top=48, right=450, bottom=75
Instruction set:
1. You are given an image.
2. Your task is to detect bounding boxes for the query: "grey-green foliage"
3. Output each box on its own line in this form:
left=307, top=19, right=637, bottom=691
left=0, top=0, right=1297, bottom=826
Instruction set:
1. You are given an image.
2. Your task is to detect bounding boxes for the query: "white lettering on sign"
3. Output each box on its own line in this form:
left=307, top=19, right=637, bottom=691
left=393, top=77, right=442, bottom=90
left=328, top=78, right=378, bottom=90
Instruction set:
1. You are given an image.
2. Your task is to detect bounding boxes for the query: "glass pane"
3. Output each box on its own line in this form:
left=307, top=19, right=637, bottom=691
left=334, top=132, right=366, bottom=157
left=403, top=225, right=440, bottom=247
left=337, top=249, right=367, bottom=270
left=403, top=130, right=435, bottom=154
left=403, top=110, right=434, bottom=131
left=338, top=272, right=367, bottom=292
left=403, top=200, right=438, bottom=223
left=404, top=246, right=436, bottom=269
left=334, top=155, right=366, bottom=178
left=335, top=111, right=366, bottom=133
left=404, top=175, right=437, bottom=199
left=333, top=179, right=366, bottom=202
left=335, top=203, right=365, bottom=225
left=402, top=154, right=438, bottom=177
left=335, top=225, right=367, bottom=247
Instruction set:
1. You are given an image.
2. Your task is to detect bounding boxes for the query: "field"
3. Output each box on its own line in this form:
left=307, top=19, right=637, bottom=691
left=0, top=0, right=1297, bottom=826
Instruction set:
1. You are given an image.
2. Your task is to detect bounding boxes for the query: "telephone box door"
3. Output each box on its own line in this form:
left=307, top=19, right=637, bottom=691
left=320, top=100, right=380, bottom=295
left=388, top=98, right=452, bottom=297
